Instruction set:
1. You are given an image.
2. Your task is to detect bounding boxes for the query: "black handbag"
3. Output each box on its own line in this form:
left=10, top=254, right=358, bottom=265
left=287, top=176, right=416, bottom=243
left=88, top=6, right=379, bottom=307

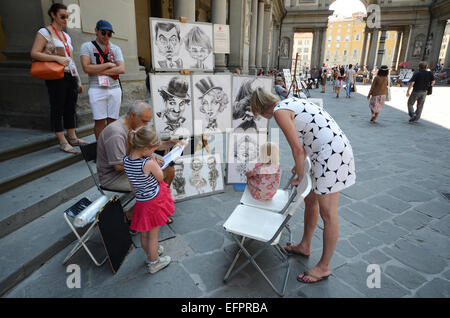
left=427, top=85, right=432, bottom=95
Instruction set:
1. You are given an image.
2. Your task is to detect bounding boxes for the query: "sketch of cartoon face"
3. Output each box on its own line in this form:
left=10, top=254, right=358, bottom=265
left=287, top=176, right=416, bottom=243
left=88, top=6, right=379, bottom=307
left=200, top=89, right=227, bottom=119
left=174, top=161, right=184, bottom=176
left=207, top=156, right=216, bottom=170
left=188, top=45, right=210, bottom=63
left=191, top=157, right=203, bottom=171
left=236, top=136, right=258, bottom=163
left=156, top=23, right=181, bottom=61
left=165, top=96, right=187, bottom=122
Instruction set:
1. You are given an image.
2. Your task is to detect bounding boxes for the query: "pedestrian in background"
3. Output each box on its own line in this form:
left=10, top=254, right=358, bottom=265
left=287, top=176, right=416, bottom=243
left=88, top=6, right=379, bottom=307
left=80, top=20, right=125, bottom=140
left=367, top=65, right=389, bottom=123
left=345, top=64, right=356, bottom=98
left=406, top=61, right=435, bottom=123
left=30, top=3, right=86, bottom=154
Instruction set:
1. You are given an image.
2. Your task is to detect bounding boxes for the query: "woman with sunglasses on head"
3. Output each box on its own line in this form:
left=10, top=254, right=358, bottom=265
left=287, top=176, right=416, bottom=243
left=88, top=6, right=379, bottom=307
left=30, top=3, right=86, bottom=154
left=80, top=20, right=125, bottom=140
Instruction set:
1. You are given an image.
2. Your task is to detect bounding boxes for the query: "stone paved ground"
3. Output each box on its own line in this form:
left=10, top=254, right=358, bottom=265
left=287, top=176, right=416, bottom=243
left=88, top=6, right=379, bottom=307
left=4, top=82, right=450, bottom=298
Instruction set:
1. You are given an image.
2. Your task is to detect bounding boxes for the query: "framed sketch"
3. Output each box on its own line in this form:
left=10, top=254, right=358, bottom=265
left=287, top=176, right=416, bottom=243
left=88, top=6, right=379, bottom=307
left=150, top=17, right=214, bottom=72
left=192, top=74, right=232, bottom=134
left=231, top=76, right=272, bottom=132
left=226, top=131, right=267, bottom=184
left=170, top=153, right=225, bottom=202
left=308, top=98, right=323, bottom=108
left=150, top=73, right=193, bottom=139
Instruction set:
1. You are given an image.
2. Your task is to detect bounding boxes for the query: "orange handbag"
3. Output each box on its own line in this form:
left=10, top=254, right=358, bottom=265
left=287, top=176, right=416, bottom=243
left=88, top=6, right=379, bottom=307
left=30, top=61, right=65, bottom=80
left=30, top=27, right=65, bottom=80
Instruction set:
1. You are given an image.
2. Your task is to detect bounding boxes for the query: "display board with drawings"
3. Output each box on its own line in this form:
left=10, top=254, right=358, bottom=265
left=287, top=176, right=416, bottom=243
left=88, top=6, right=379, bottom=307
left=150, top=17, right=215, bottom=72
left=192, top=74, right=232, bottom=134
left=170, top=153, right=225, bottom=202
left=150, top=73, right=193, bottom=139
left=231, top=76, right=272, bottom=132
left=226, top=131, right=268, bottom=184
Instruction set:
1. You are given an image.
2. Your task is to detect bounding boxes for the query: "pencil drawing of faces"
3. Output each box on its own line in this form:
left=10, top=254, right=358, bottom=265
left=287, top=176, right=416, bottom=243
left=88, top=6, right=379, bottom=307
left=207, top=156, right=219, bottom=191
left=172, top=160, right=186, bottom=196
left=189, top=157, right=207, bottom=194
left=155, top=76, right=191, bottom=136
left=235, top=135, right=258, bottom=163
left=155, top=22, right=183, bottom=69
left=184, top=26, right=213, bottom=69
left=195, top=76, right=229, bottom=133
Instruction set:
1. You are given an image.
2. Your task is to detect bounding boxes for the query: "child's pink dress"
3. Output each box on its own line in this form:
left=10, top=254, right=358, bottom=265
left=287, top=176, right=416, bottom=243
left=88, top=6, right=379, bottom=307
left=246, top=163, right=281, bottom=201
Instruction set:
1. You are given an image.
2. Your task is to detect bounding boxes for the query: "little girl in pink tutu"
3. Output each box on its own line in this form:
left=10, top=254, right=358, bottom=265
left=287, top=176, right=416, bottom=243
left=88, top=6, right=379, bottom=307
left=245, top=142, right=281, bottom=201
left=123, top=126, right=174, bottom=274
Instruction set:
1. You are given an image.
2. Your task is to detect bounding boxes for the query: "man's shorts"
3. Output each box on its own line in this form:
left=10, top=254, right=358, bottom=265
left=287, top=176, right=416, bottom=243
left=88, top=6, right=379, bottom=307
left=88, top=87, right=122, bottom=120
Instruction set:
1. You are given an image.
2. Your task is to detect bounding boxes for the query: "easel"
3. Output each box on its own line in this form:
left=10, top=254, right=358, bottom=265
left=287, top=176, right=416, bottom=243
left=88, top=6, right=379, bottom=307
left=287, top=53, right=301, bottom=97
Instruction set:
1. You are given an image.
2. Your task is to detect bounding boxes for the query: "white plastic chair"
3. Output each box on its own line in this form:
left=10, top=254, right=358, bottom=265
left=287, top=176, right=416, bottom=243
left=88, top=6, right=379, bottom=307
left=223, top=157, right=312, bottom=297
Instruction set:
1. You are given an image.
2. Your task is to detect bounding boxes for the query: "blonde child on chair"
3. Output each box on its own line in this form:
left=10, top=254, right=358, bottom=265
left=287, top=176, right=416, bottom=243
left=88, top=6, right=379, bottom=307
left=245, top=142, right=281, bottom=201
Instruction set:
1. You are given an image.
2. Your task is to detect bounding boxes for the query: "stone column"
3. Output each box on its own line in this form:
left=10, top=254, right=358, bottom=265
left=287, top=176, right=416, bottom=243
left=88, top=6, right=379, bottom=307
left=228, top=0, right=246, bottom=72
left=360, top=28, right=369, bottom=66
left=398, top=25, right=412, bottom=66
left=427, top=20, right=447, bottom=69
left=311, top=28, right=320, bottom=69
left=319, top=27, right=327, bottom=67
left=249, top=0, right=258, bottom=74
left=255, top=0, right=265, bottom=70
left=444, top=36, right=450, bottom=69
left=367, top=28, right=379, bottom=69
left=391, top=31, right=402, bottom=71
left=211, top=0, right=227, bottom=71
left=262, top=4, right=273, bottom=71
left=376, top=29, right=387, bottom=66
left=174, top=0, right=195, bottom=22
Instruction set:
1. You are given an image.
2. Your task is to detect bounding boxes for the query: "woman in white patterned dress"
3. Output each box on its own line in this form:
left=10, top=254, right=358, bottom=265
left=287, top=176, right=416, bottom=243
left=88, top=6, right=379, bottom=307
left=250, top=88, right=356, bottom=284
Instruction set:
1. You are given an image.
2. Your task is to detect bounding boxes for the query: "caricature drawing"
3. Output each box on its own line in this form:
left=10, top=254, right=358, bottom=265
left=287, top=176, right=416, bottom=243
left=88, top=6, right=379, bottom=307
left=157, top=76, right=191, bottom=135
left=207, top=156, right=219, bottom=192
left=172, top=160, right=186, bottom=196
left=195, top=77, right=229, bottom=133
left=233, top=79, right=258, bottom=132
left=184, top=26, right=213, bottom=70
left=155, top=22, right=183, bottom=69
left=189, top=157, right=207, bottom=194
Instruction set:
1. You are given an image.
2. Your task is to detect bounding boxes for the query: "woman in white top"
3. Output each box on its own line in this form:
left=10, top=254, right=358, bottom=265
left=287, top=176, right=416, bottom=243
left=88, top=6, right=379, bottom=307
left=250, top=88, right=356, bottom=284
left=30, top=3, right=86, bottom=154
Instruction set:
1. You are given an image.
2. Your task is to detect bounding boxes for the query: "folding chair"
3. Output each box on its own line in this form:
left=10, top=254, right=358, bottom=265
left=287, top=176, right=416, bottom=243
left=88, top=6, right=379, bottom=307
left=239, top=156, right=312, bottom=244
left=63, top=194, right=110, bottom=266
left=80, top=142, right=134, bottom=205
left=223, top=158, right=312, bottom=297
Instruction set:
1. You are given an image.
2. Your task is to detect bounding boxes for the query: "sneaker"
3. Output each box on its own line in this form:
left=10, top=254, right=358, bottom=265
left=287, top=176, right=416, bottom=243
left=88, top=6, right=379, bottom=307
left=409, top=116, right=416, bottom=123
left=145, top=246, right=164, bottom=264
left=147, top=256, right=171, bottom=274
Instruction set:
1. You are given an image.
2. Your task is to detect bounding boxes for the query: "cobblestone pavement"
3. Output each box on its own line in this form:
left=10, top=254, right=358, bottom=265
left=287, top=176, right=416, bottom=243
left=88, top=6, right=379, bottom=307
left=5, top=83, right=450, bottom=298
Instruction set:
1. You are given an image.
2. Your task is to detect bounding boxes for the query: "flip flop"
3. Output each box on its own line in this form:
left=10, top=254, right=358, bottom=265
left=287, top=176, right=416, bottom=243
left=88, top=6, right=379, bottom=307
left=60, top=142, right=79, bottom=154
left=68, top=138, right=88, bottom=147
left=283, top=245, right=310, bottom=257
left=297, top=271, right=330, bottom=284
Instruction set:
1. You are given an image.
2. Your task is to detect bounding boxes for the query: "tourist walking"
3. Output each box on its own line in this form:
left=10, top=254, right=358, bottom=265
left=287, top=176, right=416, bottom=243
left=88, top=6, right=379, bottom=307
left=123, top=126, right=174, bottom=274
left=250, top=89, right=356, bottom=284
left=367, top=65, right=389, bottom=123
left=30, top=3, right=86, bottom=154
left=406, top=61, right=435, bottom=123
left=80, top=19, right=125, bottom=140
left=345, top=64, right=356, bottom=98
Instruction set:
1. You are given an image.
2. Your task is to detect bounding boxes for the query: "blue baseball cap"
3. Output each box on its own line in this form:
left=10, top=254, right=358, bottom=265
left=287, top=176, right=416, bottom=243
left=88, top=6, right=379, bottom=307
left=96, top=20, right=114, bottom=33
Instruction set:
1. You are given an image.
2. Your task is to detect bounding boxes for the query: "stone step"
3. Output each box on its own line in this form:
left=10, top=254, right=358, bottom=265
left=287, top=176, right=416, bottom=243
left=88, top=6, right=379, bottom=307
left=0, top=160, right=95, bottom=239
left=0, top=186, right=113, bottom=297
left=0, top=134, right=96, bottom=194
left=0, top=125, right=94, bottom=162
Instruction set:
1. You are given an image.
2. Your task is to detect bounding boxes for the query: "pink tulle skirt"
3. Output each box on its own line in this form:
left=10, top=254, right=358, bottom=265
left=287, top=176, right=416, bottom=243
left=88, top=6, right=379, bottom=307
left=130, top=181, right=174, bottom=232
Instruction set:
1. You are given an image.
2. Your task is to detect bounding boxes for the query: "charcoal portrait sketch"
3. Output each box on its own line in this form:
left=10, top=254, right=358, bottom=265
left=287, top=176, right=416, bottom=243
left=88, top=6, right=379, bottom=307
left=150, top=74, right=193, bottom=138
left=150, top=18, right=214, bottom=71
left=226, top=132, right=267, bottom=184
left=193, top=74, right=232, bottom=134
left=170, top=154, right=224, bottom=202
left=232, top=76, right=272, bottom=132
